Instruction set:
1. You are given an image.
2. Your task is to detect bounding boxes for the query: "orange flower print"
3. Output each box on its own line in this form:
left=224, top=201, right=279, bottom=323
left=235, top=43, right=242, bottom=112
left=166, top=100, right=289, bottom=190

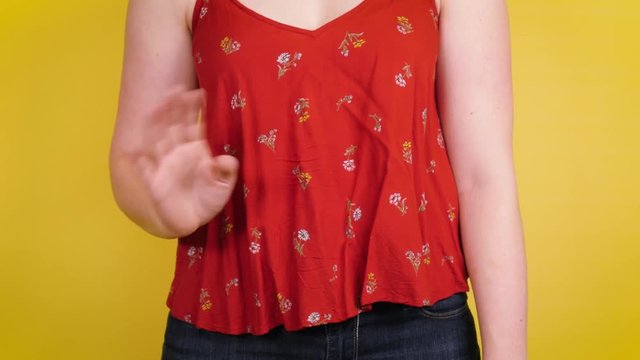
left=220, top=36, right=241, bottom=54
left=396, top=16, right=414, bottom=34
left=249, top=227, right=262, bottom=254
left=257, top=128, right=278, bottom=152
left=418, top=192, right=428, bottom=212
left=293, top=228, right=311, bottom=256
left=402, top=141, right=413, bottom=164
left=338, top=31, right=366, bottom=57
left=345, top=198, right=362, bottom=239
left=187, top=246, right=203, bottom=268
left=276, top=51, right=302, bottom=79
left=230, top=90, right=246, bottom=110
left=336, top=94, right=353, bottom=111
left=421, top=108, right=427, bottom=133
left=447, top=203, right=456, bottom=222
left=405, top=243, right=431, bottom=275
left=395, top=62, right=413, bottom=87
left=436, top=128, right=445, bottom=148
left=329, top=264, right=338, bottom=282
left=293, top=98, right=310, bottom=123
left=292, top=165, right=312, bottom=190
left=389, top=192, right=408, bottom=215
left=369, top=113, right=383, bottom=132
left=220, top=215, right=233, bottom=237
left=365, top=272, right=378, bottom=294
left=441, top=255, right=455, bottom=266
left=307, top=312, right=332, bottom=326
left=200, top=288, right=212, bottom=310
left=426, top=159, right=436, bottom=174
left=225, top=278, right=239, bottom=295
left=277, top=293, right=292, bottom=313
left=343, top=145, right=357, bottom=172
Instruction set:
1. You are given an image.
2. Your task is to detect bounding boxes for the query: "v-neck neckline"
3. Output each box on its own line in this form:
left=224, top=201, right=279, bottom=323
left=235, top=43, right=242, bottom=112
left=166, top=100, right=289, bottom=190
left=228, top=0, right=372, bottom=37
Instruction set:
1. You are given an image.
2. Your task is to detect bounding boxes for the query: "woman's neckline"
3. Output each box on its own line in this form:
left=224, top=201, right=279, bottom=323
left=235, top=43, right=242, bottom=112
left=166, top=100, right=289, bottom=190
left=228, top=0, right=372, bottom=37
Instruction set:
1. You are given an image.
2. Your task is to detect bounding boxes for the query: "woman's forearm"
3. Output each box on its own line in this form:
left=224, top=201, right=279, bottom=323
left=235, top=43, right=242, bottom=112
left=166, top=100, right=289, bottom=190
left=458, top=176, right=528, bottom=360
left=109, top=151, right=179, bottom=239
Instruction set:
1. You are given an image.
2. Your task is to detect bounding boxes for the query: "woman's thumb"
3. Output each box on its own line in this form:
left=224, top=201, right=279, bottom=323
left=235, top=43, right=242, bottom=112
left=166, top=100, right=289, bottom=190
left=211, top=155, right=239, bottom=184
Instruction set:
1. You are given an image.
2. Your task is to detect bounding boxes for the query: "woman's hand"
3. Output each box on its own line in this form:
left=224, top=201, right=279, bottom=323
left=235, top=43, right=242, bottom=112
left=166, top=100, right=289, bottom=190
left=133, top=85, right=239, bottom=238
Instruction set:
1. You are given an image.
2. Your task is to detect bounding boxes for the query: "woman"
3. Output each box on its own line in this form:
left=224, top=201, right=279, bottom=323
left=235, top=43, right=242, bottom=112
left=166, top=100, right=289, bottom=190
left=109, top=0, right=527, bottom=359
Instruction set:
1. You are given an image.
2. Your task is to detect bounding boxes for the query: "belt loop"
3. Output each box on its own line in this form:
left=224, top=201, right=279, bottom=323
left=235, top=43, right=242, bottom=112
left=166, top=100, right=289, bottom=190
left=353, top=311, right=360, bottom=360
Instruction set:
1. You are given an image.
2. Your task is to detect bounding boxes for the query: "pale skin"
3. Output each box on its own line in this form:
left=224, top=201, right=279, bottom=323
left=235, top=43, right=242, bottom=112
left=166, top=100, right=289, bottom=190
left=109, top=0, right=527, bottom=359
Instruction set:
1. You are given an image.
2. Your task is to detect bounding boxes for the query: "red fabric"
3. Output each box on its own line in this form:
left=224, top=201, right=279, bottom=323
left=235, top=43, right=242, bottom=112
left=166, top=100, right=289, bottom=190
left=166, top=0, right=470, bottom=335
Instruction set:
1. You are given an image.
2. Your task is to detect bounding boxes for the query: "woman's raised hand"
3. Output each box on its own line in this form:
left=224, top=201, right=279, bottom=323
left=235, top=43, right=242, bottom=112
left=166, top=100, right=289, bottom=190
left=134, top=85, right=239, bottom=238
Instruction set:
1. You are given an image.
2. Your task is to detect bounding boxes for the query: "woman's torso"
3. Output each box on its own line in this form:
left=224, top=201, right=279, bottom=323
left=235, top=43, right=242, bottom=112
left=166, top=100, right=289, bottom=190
left=166, top=0, right=469, bottom=335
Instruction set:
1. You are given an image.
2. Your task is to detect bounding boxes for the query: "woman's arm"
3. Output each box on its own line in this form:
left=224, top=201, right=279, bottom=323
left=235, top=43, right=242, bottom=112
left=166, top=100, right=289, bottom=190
left=111, top=0, right=238, bottom=239
left=436, top=0, right=528, bottom=359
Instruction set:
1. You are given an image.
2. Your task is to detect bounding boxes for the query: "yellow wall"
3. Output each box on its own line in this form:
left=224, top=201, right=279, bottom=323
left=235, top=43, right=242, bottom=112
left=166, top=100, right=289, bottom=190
left=1, top=0, right=638, bottom=358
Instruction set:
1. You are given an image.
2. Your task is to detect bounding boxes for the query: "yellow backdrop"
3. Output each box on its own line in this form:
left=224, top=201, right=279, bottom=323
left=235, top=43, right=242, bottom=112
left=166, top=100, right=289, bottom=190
left=1, top=0, right=639, bottom=358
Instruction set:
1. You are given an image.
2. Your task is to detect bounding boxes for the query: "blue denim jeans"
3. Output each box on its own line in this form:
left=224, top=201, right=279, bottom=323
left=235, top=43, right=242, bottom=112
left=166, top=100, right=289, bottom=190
left=161, top=291, right=481, bottom=359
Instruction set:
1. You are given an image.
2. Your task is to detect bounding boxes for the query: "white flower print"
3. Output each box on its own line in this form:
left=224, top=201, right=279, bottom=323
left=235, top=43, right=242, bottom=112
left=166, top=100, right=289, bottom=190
left=249, top=242, right=261, bottom=254
left=436, top=128, right=445, bottom=148
left=253, top=293, right=262, bottom=307
left=369, top=113, right=383, bottom=132
left=389, top=192, right=408, bottom=215
left=427, top=159, right=437, bottom=174
left=345, top=199, right=360, bottom=238
left=199, top=6, right=208, bottom=19
left=441, top=255, right=455, bottom=266
left=405, top=243, right=431, bottom=275
left=307, top=312, right=332, bottom=326
left=395, top=63, right=413, bottom=88
left=293, top=228, right=311, bottom=256
left=276, top=51, right=302, bottom=79
left=277, top=52, right=291, bottom=64
left=336, top=94, right=353, bottom=111
left=277, top=293, right=292, bottom=313
left=353, top=207, right=362, bottom=221
left=293, top=98, right=311, bottom=122
left=447, top=203, right=456, bottom=222
left=365, top=272, right=377, bottom=294
left=257, top=128, right=278, bottom=152
left=307, top=312, right=320, bottom=324
left=342, top=159, right=355, bottom=172
left=230, top=90, right=246, bottom=110
left=220, top=36, right=241, bottom=54
left=297, top=229, right=310, bottom=241
left=225, top=278, right=239, bottom=296
left=342, top=144, right=357, bottom=172
left=338, top=31, right=366, bottom=57
left=187, top=246, right=203, bottom=268
left=396, top=16, right=414, bottom=34
left=184, top=314, right=192, bottom=323
left=329, top=264, right=338, bottom=282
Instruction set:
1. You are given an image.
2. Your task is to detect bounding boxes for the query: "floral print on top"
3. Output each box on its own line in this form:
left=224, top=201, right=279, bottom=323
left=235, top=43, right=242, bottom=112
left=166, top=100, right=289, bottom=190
left=167, top=0, right=470, bottom=336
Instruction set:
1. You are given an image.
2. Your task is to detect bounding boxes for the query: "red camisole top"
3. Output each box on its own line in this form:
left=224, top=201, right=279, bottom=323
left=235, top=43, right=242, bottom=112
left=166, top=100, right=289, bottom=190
left=166, top=0, right=470, bottom=335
